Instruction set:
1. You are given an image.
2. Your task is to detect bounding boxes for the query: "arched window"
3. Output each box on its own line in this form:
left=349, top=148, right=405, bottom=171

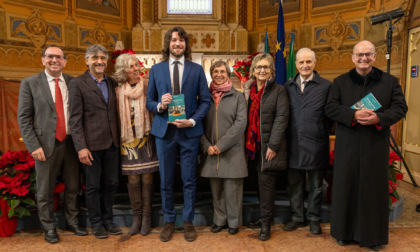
left=167, top=0, right=212, bottom=14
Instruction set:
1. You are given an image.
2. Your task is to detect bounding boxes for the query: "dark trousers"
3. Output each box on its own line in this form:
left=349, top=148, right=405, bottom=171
left=155, top=126, right=199, bottom=223
left=258, top=172, right=277, bottom=226
left=35, top=137, right=80, bottom=230
left=83, top=146, right=119, bottom=227
left=287, top=168, right=325, bottom=222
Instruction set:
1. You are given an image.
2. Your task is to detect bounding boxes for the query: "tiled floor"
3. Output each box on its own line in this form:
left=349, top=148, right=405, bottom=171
left=1, top=181, right=420, bottom=252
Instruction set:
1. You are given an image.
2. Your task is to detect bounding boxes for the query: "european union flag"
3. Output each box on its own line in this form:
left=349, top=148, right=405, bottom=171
left=275, top=2, right=287, bottom=85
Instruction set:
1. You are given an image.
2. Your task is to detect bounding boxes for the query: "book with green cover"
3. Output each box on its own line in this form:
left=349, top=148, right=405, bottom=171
left=351, top=92, right=382, bottom=111
left=168, top=94, right=186, bottom=122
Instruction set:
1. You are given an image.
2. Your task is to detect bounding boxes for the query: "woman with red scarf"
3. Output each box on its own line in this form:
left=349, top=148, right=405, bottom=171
left=243, top=53, right=289, bottom=241
left=200, top=61, right=248, bottom=235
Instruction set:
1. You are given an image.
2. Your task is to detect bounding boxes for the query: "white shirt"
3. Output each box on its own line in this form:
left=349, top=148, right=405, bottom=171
left=45, top=70, right=70, bottom=134
left=300, top=73, right=314, bottom=93
left=169, top=56, right=184, bottom=93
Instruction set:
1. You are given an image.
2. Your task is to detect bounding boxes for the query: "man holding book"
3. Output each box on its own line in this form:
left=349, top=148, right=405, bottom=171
left=146, top=26, right=210, bottom=242
left=325, top=40, right=408, bottom=251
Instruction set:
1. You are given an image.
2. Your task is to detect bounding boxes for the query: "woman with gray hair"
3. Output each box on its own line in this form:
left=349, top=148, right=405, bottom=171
left=243, top=53, right=289, bottom=241
left=114, top=53, right=159, bottom=236
left=201, top=60, right=248, bottom=235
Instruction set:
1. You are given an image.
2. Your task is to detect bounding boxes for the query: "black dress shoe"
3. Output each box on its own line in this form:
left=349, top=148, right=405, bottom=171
left=44, top=229, right=59, bottom=244
left=309, top=221, right=321, bottom=235
left=67, top=225, right=88, bottom=236
left=92, top=225, right=108, bottom=239
left=259, top=225, right=271, bottom=241
left=211, top=224, right=226, bottom=233
left=228, top=227, right=239, bottom=235
left=336, top=239, right=349, bottom=246
left=369, top=245, right=381, bottom=251
left=282, top=220, right=307, bottom=231
left=104, top=223, right=122, bottom=235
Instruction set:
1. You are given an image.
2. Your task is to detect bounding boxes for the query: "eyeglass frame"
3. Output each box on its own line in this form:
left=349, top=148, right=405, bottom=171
left=254, top=65, right=271, bottom=72
left=354, top=52, right=375, bottom=58
left=42, top=54, right=66, bottom=61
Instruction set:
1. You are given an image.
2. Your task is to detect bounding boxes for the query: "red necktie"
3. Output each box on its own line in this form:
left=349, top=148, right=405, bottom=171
left=54, top=78, right=66, bottom=142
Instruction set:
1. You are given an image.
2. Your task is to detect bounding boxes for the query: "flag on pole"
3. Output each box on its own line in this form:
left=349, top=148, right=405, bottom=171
left=287, top=33, right=296, bottom=80
left=275, top=2, right=287, bottom=85
left=264, top=32, right=270, bottom=54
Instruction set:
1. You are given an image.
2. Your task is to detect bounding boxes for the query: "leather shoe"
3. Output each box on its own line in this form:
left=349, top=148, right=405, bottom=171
left=228, top=227, right=239, bottom=235
left=160, top=222, right=175, bottom=242
left=259, top=225, right=271, bottom=241
left=309, top=221, right=321, bottom=235
left=369, top=245, right=381, bottom=251
left=211, top=224, right=227, bottom=233
left=104, top=223, right=122, bottom=235
left=92, top=225, right=108, bottom=239
left=67, top=224, right=88, bottom=236
left=336, top=240, right=349, bottom=246
left=44, top=229, right=59, bottom=244
left=184, top=221, right=197, bottom=242
left=282, top=220, right=307, bottom=231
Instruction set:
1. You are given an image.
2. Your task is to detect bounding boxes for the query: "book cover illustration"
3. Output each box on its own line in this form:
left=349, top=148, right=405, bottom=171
left=351, top=92, right=382, bottom=111
left=168, top=94, right=186, bottom=122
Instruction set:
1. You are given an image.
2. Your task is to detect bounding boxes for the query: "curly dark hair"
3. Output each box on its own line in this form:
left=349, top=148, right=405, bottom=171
left=162, top=26, right=192, bottom=61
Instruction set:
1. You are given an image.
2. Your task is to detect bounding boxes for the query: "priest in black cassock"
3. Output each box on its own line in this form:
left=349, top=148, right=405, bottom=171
left=325, top=40, right=408, bottom=251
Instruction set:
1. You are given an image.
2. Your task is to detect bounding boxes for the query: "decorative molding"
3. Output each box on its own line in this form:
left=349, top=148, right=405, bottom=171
left=153, top=0, right=158, bottom=24
left=78, top=21, right=119, bottom=49
left=312, top=14, right=362, bottom=54
left=310, top=0, right=369, bottom=18
left=74, top=0, right=122, bottom=24
left=409, top=31, right=420, bottom=55
left=221, top=0, right=226, bottom=25
left=4, top=0, right=66, bottom=14
left=7, top=9, right=64, bottom=49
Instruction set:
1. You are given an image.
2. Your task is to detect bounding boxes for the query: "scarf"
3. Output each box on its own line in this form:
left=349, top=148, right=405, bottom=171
left=116, top=79, right=151, bottom=143
left=209, top=79, right=232, bottom=106
left=245, top=82, right=265, bottom=160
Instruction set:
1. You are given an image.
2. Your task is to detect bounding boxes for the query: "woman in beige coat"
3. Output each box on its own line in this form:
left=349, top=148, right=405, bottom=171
left=201, top=61, right=248, bottom=235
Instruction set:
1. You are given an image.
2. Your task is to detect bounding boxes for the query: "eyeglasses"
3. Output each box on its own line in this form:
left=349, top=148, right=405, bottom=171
left=43, top=54, right=65, bottom=61
left=255, top=65, right=270, bottom=71
left=354, top=52, right=375, bottom=58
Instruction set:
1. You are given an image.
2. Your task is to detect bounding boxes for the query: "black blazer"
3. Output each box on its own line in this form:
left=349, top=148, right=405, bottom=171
left=68, top=71, right=119, bottom=152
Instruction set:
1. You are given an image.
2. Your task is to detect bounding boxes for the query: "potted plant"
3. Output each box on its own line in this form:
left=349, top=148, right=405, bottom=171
left=0, top=150, right=36, bottom=237
left=388, top=151, right=404, bottom=209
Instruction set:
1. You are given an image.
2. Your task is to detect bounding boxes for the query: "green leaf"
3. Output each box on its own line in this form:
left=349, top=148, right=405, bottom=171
left=23, top=208, right=30, bottom=216
left=9, top=199, right=20, bottom=209
left=21, top=198, right=35, bottom=205
left=8, top=208, right=15, bottom=218
left=15, top=206, right=26, bottom=218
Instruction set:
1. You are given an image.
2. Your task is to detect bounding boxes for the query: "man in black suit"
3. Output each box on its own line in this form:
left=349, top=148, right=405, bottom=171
left=69, top=44, right=121, bottom=239
left=18, top=45, right=87, bottom=244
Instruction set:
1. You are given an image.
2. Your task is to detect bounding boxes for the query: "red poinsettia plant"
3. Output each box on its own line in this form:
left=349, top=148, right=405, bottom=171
left=389, top=151, right=404, bottom=208
left=0, top=150, right=36, bottom=218
left=111, top=49, right=148, bottom=77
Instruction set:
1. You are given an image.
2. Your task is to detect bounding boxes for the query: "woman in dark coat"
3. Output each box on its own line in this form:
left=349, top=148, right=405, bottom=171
left=325, top=41, right=407, bottom=250
left=243, top=53, right=289, bottom=241
left=201, top=61, right=248, bottom=235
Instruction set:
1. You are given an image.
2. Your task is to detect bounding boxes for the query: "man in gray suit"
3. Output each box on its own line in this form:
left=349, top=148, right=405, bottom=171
left=17, top=45, right=87, bottom=244
left=69, top=44, right=121, bottom=239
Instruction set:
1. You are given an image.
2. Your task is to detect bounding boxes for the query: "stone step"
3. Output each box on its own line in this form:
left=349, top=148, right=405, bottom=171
left=17, top=191, right=332, bottom=230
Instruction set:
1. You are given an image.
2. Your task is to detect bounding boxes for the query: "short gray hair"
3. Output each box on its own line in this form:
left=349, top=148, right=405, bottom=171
left=295, top=48, right=316, bottom=63
left=210, top=60, right=231, bottom=77
left=249, top=53, right=275, bottom=80
left=85, top=44, right=109, bottom=59
left=113, top=54, right=140, bottom=83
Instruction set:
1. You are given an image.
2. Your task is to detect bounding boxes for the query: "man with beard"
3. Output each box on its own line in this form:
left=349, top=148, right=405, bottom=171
left=146, top=26, right=210, bottom=242
left=69, top=44, right=121, bottom=239
left=325, top=40, right=407, bottom=250
left=18, top=45, right=87, bottom=243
